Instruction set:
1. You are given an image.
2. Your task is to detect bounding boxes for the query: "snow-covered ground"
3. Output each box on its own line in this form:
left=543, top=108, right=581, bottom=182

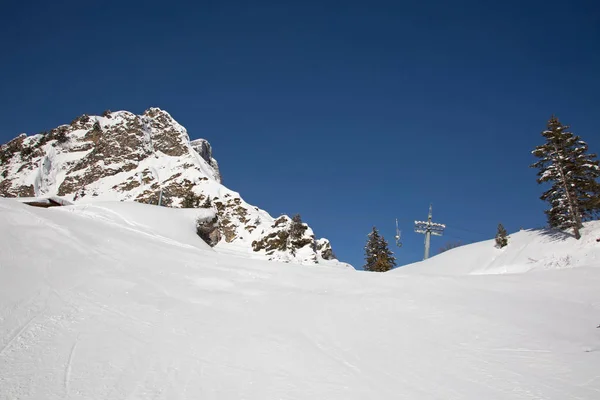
left=1, top=198, right=599, bottom=399
left=399, top=223, right=600, bottom=275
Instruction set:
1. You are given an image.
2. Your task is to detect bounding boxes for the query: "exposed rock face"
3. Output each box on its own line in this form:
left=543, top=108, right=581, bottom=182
left=252, top=216, right=315, bottom=262
left=196, top=214, right=221, bottom=247
left=248, top=215, right=335, bottom=263
left=316, top=239, right=336, bottom=260
left=0, top=108, right=343, bottom=265
left=0, top=108, right=220, bottom=202
left=191, top=139, right=221, bottom=183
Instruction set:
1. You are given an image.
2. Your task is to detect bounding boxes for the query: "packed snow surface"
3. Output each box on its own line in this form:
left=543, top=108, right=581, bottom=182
left=1, top=198, right=600, bottom=399
left=399, top=223, right=600, bottom=275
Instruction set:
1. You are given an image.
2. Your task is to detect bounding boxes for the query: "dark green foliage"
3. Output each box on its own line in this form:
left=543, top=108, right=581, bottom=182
left=182, top=191, right=200, bottom=208
left=289, top=214, right=310, bottom=255
left=20, top=146, right=34, bottom=159
left=589, top=196, right=600, bottom=213
left=531, top=116, right=600, bottom=239
left=1, top=170, right=7, bottom=178
left=35, top=131, right=51, bottom=148
left=80, top=114, right=90, bottom=124
left=495, top=223, right=508, bottom=248
left=438, top=241, right=464, bottom=254
left=290, top=214, right=305, bottom=240
left=71, top=114, right=90, bottom=125
left=0, top=144, right=17, bottom=165
left=0, top=151, right=10, bottom=165
left=201, top=195, right=212, bottom=208
left=278, top=231, right=290, bottom=251
left=92, top=121, right=101, bottom=132
left=363, top=227, right=396, bottom=272
left=55, top=130, right=68, bottom=144
left=364, top=227, right=381, bottom=271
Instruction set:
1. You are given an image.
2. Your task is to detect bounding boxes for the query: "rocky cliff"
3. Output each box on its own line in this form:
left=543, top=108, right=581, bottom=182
left=0, top=108, right=341, bottom=265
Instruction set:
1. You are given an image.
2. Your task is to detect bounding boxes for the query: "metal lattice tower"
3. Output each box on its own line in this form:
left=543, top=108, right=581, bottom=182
left=414, top=204, right=445, bottom=260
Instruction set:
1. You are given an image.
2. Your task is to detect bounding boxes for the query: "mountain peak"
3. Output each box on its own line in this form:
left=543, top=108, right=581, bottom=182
left=0, top=108, right=344, bottom=266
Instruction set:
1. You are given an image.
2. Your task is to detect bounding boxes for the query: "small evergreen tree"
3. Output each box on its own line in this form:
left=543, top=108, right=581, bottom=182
left=495, top=223, right=508, bottom=248
left=363, top=227, right=396, bottom=272
left=201, top=195, right=212, bottom=208
left=363, top=227, right=380, bottom=271
left=20, top=146, right=34, bottom=158
left=531, top=116, right=600, bottom=239
left=182, top=192, right=198, bottom=208
left=55, top=130, right=68, bottom=144
left=290, top=214, right=305, bottom=240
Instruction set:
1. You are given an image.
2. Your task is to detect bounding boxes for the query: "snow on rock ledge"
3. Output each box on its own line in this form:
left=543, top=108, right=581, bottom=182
left=0, top=108, right=344, bottom=266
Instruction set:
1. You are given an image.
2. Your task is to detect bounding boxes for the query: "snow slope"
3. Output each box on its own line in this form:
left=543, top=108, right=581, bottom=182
left=399, top=222, right=600, bottom=275
left=1, top=198, right=600, bottom=399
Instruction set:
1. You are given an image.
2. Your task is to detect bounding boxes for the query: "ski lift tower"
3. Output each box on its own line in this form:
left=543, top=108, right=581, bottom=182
left=414, top=204, right=445, bottom=260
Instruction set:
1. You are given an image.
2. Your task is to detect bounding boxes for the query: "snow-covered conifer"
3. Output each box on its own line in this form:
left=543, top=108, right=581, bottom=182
left=531, top=116, right=600, bottom=239
left=363, top=227, right=396, bottom=272
left=495, top=223, right=508, bottom=248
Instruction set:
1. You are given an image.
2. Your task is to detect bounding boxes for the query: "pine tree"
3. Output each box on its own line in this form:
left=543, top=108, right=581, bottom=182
left=182, top=192, right=197, bottom=208
left=363, top=227, right=380, bottom=272
left=374, top=234, right=396, bottom=272
left=290, top=214, right=305, bottom=240
left=495, top=223, right=508, bottom=248
left=201, top=195, right=212, bottom=208
left=531, top=116, right=600, bottom=239
left=589, top=196, right=600, bottom=218
left=363, top=227, right=396, bottom=272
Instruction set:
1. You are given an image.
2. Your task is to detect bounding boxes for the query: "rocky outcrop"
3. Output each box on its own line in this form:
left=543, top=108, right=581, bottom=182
left=316, top=239, right=336, bottom=260
left=251, top=215, right=319, bottom=263
left=0, top=107, right=342, bottom=265
left=196, top=214, right=221, bottom=247
left=191, top=139, right=221, bottom=183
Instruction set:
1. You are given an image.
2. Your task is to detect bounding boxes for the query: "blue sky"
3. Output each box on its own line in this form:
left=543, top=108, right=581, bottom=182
left=2, top=0, right=599, bottom=269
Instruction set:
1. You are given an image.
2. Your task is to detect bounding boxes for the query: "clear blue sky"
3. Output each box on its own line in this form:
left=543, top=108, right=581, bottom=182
left=2, top=0, right=599, bottom=269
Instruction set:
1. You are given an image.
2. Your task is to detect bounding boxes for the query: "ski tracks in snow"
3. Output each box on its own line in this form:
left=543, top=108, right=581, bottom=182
left=0, top=287, right=52, bottom=357
left=0, top=312, right=39, bottom=356
left=64, top=335, right=80, bottom=397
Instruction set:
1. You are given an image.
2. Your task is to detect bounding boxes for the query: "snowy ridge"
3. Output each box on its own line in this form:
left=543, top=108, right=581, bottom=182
left=1, top=197, right=599, bottom=399
left=0, top=108, right=340, bottom=264
left=398, top=221, right=600, bottom=275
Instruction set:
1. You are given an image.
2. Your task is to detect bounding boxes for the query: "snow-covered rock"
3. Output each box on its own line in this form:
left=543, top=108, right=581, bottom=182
left=0, top=108, right=340, bottom=264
